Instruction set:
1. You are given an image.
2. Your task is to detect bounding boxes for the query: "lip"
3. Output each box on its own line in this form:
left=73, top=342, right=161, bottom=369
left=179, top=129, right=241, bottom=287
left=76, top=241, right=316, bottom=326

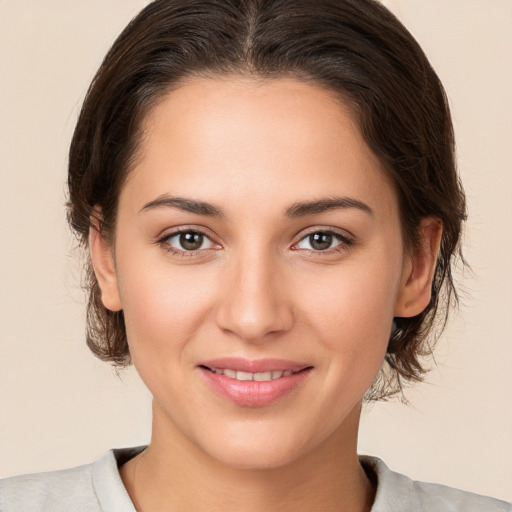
left=197, top=357, right=313, bottom=407
left=198, top=357, right=310, bottom=373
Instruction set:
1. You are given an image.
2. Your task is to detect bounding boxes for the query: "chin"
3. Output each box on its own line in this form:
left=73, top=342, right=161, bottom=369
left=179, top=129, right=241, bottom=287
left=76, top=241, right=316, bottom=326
left=195, top=423, right=320, bottom=471
left=207, top=444, right=303, bottom=471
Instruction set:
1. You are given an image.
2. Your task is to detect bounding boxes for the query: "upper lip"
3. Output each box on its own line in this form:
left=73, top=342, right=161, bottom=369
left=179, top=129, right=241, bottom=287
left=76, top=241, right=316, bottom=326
left=198, top=357, right=311, bottom=373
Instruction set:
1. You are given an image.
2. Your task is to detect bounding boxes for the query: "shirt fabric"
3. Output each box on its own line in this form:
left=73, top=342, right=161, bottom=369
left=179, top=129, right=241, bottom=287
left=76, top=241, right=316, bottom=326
left=1, top=446, right=510, bottom=511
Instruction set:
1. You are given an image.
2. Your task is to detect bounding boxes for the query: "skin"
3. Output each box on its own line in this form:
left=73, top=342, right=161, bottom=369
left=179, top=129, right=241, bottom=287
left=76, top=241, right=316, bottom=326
left=90, top=77, right=441, bottom=512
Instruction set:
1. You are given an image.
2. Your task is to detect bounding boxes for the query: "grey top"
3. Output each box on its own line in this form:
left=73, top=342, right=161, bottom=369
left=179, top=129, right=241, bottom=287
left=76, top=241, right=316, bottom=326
left=1, top=446, right=510, bottom=512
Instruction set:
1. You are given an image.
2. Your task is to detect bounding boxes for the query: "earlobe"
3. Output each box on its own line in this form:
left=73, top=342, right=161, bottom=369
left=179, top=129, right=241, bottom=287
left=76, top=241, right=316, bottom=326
left=394, top=218, right=443, bottom=318
left=89, top=223, right=122, bottom=312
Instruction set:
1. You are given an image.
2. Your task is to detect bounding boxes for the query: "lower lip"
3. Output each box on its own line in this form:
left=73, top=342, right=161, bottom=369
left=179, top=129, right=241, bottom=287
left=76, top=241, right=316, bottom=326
left=198, top=367, right=312, bottom=407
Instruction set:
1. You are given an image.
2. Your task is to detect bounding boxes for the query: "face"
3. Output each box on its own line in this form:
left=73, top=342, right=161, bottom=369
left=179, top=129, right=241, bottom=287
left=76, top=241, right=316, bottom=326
left=92, top=77, right=435, bottom=469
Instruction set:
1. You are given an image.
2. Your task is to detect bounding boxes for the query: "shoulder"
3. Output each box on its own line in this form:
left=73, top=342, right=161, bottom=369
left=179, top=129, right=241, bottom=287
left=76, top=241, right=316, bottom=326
left=0, top=447, right=143, bottom=512
left=0, top=462, right=99, bottom=512
left=409, top=480, right=511, bottom=512
left=360, top=456, right=511, bottom=512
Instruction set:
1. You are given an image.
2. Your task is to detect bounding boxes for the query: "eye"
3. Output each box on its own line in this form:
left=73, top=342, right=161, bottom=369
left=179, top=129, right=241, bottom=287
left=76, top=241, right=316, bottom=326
left=294, top=230, right=352, bottom=252
left=160, top=229, right=218, bottom=253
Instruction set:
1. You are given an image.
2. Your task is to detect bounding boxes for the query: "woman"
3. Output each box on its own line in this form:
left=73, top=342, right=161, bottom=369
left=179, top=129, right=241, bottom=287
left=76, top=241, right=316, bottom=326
left=1, top=0, right=510, bottom=510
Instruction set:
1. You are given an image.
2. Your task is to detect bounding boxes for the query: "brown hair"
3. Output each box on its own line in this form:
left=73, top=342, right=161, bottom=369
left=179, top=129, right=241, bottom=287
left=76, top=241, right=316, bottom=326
left=67, top=0, right=466, bottom=400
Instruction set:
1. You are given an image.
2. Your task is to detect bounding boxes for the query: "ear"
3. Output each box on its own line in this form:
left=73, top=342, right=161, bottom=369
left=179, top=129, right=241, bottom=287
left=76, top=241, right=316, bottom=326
left=394, top=217, right=443, bottom=318
left=89, top=221, right=122, bottom=312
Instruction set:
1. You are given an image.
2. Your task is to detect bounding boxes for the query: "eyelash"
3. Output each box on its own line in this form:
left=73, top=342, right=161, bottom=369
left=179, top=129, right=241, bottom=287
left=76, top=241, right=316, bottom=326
left=156, top=227, right=355, bottom=257
left=291, top=229, right=355, bottom=256
left=157, top=227, right=219, bottom=257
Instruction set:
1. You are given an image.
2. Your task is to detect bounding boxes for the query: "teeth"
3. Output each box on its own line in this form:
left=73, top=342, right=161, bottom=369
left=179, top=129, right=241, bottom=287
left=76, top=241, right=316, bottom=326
left=210, top=368, right=298, bottom=381
left=236, top=371, right=253, bottom=381
left=254, top=371, right=272, bottom=381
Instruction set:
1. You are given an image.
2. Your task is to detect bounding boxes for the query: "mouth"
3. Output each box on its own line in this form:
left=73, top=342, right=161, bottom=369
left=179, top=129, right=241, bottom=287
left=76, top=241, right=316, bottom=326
left=197, top=358, right=313, bottom=407
left=199, top=366, right=308, bottom=382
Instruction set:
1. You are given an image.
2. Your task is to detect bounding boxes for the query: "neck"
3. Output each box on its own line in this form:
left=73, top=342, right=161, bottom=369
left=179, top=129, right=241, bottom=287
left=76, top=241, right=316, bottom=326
left=120, top=401, right=374, bottom=512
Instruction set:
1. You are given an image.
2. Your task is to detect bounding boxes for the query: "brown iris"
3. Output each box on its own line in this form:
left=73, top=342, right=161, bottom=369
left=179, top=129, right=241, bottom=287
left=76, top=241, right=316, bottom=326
left=180, top=232, right=204, bottom=250
left=309, top=232, right=333, bottom=250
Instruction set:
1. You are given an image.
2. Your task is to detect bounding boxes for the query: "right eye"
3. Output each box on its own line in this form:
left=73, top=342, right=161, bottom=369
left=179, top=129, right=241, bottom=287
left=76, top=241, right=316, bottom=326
left=159, top=229, right=219, bottom=254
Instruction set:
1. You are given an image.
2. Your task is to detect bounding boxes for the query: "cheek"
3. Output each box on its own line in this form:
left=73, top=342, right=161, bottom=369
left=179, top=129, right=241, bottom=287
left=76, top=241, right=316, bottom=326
left=297, top=257, right=400, bottom=387
left=116, top=257, right=219, bottom=362
left=299, top=259, right=399, bottom=339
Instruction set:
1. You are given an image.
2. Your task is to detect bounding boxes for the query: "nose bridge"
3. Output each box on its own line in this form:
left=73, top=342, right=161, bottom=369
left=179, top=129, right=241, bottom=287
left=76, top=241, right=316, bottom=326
left=215, top=241, right=293, bottom=341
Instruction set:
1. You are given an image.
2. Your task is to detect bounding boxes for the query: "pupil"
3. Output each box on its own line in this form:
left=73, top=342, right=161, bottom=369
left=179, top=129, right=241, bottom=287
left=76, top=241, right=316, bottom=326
left=180, top=232, right=203, bottom=250
left=310, top=232, right=332, bottom=250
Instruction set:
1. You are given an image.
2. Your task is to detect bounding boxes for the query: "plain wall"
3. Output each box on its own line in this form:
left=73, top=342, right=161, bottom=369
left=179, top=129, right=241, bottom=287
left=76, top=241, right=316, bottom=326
left=0, top=0, right=511, bottom=501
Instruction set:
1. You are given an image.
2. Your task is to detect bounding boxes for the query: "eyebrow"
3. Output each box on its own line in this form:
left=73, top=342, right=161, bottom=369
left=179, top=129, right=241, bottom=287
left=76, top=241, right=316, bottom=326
left=285, top=197, right=374, bottom=218
left=141, top=195, right=226, bottom=217
left=140, top=194, right=374, bottom=218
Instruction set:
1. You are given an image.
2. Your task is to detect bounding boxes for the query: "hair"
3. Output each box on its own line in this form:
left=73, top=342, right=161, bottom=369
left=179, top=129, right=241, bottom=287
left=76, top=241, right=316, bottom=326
left=67, top=0, right=466, bottom=400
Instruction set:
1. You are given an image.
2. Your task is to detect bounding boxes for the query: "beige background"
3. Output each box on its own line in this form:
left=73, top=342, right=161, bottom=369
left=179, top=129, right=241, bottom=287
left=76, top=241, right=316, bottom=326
left=1, top=0, right=511, bottom=501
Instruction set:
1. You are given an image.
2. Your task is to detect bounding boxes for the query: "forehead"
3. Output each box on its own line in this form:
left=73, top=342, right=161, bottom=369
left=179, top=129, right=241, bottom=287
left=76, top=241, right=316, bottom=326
left=122, top=76, right=396, bottom=218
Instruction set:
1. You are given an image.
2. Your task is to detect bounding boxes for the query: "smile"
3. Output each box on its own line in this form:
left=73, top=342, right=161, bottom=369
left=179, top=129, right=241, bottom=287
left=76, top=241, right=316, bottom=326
left=197, top=358, right=313, bottom=407
left=203, top=367, right=297, bottom=381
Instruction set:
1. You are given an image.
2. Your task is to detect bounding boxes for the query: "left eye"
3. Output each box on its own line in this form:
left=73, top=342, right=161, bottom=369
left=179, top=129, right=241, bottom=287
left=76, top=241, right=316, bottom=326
left=295, top=231, right=346, bottom=251
left=164, top=231, right=216, bottom=251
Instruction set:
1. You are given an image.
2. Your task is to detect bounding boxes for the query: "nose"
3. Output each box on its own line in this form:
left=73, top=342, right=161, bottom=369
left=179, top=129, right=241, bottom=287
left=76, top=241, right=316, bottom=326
left=215, top=248, right=294, bottom=342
